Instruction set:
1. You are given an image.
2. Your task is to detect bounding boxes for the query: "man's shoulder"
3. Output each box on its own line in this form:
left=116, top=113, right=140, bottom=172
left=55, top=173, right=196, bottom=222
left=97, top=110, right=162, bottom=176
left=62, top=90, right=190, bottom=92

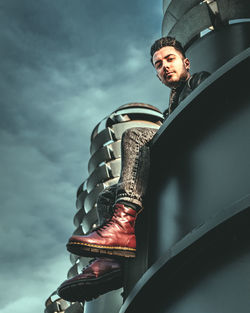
left=177, top=71, right=210, bottom=109
left=164, top=71, right=211, bottom=120
left=189, top=71, right=210, bottom=90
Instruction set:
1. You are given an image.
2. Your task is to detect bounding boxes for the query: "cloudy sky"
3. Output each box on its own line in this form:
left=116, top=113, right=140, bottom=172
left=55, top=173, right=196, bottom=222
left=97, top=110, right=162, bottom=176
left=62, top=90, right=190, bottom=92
left=0, top=1, right=170, bottom=312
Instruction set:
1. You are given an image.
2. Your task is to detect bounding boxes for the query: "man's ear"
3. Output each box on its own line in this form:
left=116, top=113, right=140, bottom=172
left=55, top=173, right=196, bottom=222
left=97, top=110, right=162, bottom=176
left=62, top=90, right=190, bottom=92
left=184, top=58, right=190, bottom=71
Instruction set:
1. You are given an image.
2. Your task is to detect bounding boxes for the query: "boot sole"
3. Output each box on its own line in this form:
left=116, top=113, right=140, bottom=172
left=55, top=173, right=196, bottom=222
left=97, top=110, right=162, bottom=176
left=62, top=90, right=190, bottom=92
left=67, top=241, right=136, bottom=258
left=58, top=269, right=122, bottom=302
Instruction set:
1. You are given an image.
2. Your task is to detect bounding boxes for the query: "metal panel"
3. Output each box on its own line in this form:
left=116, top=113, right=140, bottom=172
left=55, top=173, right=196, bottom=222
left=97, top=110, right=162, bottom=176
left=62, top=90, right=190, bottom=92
left=45, top=292, right=70, bottom=313
left=186, top=22, right=250, bottom=74
left=72, top=225, right=84, bottom=235
left=102, top=177, right=120, bottom=188
left=73, top=208, right=85, bottom=227
left=81, top=208, right=98, bottom=234
left=163, top=3, right=212, bottom=46
left=69, top=253, right=79, bottom=265
left=163, top=0, right=172, bottom=15
left=75, top=189, right=87, bottom=210
left=112, top=102, right=163, bottom=113
left=109, top=107, right=164, bottom=119
left=88, top=145, right=112, bottom=174
left=44, top=300, right=68, bottom=313
left=87, top=159, right=121, bottom=193
left=87, top=164, right=111, bottom=193
left=217, top=0, right=250, bottom=22
left=88, top=140, right=121, bottom=174
left=109, top=158, right=122, bottom=177
left=45, top=293, right=84, bottom=313
left=76, top=183, right=87, bottom=210
left=84, top=178, right=119, bottom=213
left=64, top=302, right=84, bottom=313
left=67, top=263, right=79, bottom=279
left=84, top=184, right=104, bottom=213
left=163, top=0, right=201, bottom=27
left=162, top=0, right=250, bottom=49
left=76, top=182, right=84, bottom=198
left=78, top=256, right=90, bottom=269
left=161, top=11, right=178, bottom=37
left=90, top=127, right=115, bottom=155
left=91, top=119, right=104, bottom=142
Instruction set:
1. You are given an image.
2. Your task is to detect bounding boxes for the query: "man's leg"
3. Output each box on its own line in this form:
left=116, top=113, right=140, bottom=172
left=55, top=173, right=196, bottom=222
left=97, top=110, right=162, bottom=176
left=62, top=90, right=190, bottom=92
left=115, top=127, right=158, bottom=209
left=67, top=127, right=158, bottom=258
left=59, top=128, right=158, bottom=302
left=96, top=184, right=117, bottom=226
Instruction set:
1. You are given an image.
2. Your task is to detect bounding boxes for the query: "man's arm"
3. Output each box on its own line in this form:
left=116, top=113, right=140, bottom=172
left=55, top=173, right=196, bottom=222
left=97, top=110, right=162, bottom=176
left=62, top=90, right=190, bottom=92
left=189, top=71, right=210, bottom=90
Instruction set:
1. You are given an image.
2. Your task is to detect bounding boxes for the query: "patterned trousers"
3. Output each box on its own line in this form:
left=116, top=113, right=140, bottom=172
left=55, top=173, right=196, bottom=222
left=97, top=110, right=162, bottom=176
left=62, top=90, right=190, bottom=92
left=96, top=127, right=158, bottom=225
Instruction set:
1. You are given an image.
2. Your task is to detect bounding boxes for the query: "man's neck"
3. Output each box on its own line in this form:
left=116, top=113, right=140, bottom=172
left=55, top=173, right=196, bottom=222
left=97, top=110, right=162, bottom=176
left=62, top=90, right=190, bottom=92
left=168, top=75, right=191, bottom=113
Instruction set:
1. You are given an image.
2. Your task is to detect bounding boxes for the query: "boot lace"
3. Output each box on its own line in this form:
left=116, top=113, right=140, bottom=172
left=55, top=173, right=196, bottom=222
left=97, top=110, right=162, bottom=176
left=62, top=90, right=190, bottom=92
left=95, top=206, right=119, bottom=234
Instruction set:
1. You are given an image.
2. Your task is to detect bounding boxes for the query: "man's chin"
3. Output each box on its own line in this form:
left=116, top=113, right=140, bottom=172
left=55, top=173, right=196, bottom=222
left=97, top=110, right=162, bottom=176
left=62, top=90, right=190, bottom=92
left=164, top=79, right=179, bottom=88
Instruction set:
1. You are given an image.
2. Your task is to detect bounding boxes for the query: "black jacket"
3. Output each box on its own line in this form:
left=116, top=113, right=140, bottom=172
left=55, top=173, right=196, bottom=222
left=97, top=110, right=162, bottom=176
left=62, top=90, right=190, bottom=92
left=163, top=71, right=210, bottom=119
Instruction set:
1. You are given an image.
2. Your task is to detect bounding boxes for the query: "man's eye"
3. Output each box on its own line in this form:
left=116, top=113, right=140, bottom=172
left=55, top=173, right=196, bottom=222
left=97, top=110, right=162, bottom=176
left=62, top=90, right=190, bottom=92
left=168, top=57, right=174, bottom=62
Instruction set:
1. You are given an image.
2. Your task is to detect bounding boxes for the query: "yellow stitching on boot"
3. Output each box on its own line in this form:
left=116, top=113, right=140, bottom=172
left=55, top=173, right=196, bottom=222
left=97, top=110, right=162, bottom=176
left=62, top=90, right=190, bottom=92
left=69, top=241, right=136, bottom=251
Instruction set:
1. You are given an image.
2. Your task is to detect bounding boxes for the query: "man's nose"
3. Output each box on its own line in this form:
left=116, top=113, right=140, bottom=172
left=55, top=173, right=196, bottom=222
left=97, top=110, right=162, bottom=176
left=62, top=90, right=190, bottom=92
left=162, top=60, right=169, bottom=71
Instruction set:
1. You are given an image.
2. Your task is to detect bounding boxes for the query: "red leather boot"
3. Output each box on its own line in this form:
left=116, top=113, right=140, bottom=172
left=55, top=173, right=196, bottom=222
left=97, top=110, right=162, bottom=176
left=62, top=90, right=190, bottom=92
left=67, top=203, right=140, bottom=258
left=57, top=257, right=122, bottom=302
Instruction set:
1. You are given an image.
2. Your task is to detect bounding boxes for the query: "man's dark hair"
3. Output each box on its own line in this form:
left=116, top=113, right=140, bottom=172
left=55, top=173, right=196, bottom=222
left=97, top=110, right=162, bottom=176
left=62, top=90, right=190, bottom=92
left=150, top=36, right=186, bottom=64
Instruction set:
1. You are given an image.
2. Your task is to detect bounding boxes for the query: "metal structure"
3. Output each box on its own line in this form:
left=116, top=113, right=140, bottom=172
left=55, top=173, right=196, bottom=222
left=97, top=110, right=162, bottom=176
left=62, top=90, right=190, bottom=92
left=44, top=103, right=163, bottom=313
left=162, top=0, right=250, bottom=73
left=44, top=292, right=84, bottom=313
left=162, top=0, right=250, bottom=47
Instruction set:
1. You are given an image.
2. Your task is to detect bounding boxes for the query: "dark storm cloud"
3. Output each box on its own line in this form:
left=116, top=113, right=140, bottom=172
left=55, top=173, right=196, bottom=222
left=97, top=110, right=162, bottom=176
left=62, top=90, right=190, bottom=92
left=0, top=1, right=169, bottom=311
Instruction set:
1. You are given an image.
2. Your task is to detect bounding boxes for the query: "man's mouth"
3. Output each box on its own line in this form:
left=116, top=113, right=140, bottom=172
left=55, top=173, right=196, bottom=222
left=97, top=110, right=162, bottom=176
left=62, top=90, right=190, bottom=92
left=164, top=72, right=174, bottom=79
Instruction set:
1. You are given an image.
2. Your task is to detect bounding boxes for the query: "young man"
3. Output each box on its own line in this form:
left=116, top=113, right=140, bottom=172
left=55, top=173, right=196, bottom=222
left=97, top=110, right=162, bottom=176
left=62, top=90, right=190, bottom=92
left=57, top=37, right=210, bottom=302
left=151, top=36, right=210, bottom=117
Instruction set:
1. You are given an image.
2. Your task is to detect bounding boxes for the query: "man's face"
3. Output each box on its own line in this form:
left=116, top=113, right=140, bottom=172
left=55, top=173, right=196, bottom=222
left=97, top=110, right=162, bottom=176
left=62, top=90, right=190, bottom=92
left=152, top=46, right=190, bottom=88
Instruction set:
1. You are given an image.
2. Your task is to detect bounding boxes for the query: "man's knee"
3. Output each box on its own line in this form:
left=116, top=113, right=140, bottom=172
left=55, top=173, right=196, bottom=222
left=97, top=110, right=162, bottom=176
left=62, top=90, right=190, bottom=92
left=121, top=127, right=157, bottom=145
left=122, top=127, right=141, bottom=141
